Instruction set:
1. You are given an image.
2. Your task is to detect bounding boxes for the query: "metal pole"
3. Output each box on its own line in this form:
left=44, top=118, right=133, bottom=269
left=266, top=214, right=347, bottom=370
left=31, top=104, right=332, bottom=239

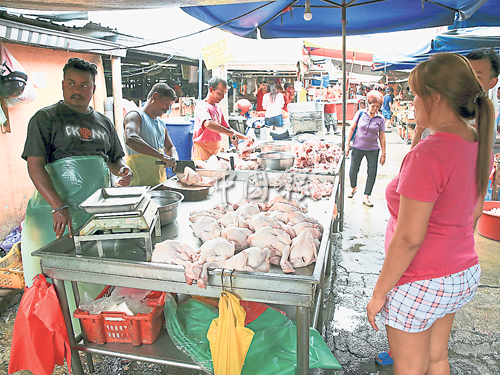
left=296, top=306, right=310, bottom=374
left=339, top=1, right=347, bottom=232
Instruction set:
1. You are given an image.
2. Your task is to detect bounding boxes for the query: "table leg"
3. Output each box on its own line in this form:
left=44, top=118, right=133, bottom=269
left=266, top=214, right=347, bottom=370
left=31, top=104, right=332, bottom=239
left=296, top=306, right=310, bottom=375
left=71, top=282, right=95, bottom=373
left=52, top=278, right=85, bottom=375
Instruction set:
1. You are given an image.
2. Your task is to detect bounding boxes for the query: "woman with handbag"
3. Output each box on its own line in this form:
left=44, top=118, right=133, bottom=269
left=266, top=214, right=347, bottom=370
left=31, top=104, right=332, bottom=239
left=262, top=83, right=285, bottom=130
left=345, top=90, right=386, bottom=207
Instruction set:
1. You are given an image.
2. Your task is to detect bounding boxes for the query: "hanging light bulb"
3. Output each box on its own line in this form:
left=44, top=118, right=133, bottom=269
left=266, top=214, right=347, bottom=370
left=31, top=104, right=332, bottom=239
left=303, top=0, right=312, bottom=21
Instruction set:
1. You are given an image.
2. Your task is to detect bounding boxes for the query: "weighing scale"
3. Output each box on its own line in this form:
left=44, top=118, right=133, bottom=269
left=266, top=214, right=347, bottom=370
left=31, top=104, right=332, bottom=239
left=75, top=188, right=161, bottom=261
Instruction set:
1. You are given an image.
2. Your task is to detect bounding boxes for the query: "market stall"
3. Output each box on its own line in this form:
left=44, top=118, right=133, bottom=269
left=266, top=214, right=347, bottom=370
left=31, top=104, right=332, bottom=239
left=33, top=148, right=342, bottom=375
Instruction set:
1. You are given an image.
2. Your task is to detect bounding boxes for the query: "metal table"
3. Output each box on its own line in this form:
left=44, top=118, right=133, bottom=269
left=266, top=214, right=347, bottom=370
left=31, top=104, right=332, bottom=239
left=34, top=173, right=340, bottom=375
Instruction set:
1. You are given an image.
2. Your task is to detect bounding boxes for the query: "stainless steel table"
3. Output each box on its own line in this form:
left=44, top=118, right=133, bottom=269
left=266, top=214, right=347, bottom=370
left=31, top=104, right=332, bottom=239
left=34, top=173, right=340, bottom=375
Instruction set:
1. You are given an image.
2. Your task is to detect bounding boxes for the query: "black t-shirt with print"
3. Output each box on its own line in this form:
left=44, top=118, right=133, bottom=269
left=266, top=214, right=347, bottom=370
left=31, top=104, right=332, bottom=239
left=22, top=101, right=125, bottom=163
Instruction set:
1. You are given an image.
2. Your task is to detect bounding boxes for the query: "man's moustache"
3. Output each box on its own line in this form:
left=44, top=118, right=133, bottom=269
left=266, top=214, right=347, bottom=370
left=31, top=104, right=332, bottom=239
left=71, top=95, right=84, bottom=100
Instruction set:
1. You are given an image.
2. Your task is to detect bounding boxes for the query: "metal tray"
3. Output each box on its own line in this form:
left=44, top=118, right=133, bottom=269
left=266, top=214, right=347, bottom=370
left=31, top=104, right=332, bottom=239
left=80, top=187, right=148, bottom=214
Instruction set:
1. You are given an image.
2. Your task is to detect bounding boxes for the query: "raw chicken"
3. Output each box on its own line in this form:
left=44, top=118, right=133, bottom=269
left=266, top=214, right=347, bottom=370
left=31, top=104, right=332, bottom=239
left=180, top=166, right=215, bottom=187
left=289, top=142, right=342, bottom=174
left=292, top=222, right=322, bottom=239
left=195, top=155, right=230, bottom=170
left=204, top=251, right=253, bottom=272
left=289, top=228, right=319, bottom=269
left=218, top=212, right=247, bottom=228
left=189, top=209, right=223, bottom=222
left=151, top=240, right=202, bottom=285
left=268, top=196, right=308, bottom=213
left=245, top=212, right=295, bottom=238
left=243, top=247, right=271, bottom=273
left=247, top=227, right=292, bottom=272
left=196, top=237, right=235, bottom=264
left=238, top=139, right=255, bottom=160
left=190, top=216, right=222, bottom=243
left=235, top=159, right=260, bottom=170
left=235, top=202, right=261, bottom=218
left=268, top=202, right=302, bottom=213
left=152, top=240, right=197, bottom=263
left=221, top=227, right=252, bottom=250
left=284, top=211, right=324, bottom=232
left=268, top=211, right=287, bottom=223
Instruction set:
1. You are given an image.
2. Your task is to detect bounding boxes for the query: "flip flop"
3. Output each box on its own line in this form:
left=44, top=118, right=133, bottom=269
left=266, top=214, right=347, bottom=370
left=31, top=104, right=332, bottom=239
left=375, top=351, right=393, bottom=365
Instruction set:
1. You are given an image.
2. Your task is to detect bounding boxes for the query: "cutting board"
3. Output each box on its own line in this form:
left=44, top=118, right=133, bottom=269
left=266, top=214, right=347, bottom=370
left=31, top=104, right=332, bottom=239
left=162, top=177, right=211, bottom=201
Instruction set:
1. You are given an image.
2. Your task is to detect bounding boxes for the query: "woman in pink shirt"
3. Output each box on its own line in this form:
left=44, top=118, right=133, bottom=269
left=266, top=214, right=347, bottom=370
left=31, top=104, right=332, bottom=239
left=367, top=53, right=494, bottom=374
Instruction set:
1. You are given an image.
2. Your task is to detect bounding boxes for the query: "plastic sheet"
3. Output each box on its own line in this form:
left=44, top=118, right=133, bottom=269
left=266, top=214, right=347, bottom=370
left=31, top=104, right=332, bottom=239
left=127, top=153, right=166, bottom=187
left=79, top=287, right=153, bottom=316
left=164, top=296, right=341, bottom=374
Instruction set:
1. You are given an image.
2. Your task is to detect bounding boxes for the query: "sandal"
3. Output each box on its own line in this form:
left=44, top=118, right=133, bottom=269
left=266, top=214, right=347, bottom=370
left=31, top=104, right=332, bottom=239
left=347, top=188, right=357, bottom=198
left=375, top=351, right=393, bottom=365
left=363, top=198, right=374, bottom=207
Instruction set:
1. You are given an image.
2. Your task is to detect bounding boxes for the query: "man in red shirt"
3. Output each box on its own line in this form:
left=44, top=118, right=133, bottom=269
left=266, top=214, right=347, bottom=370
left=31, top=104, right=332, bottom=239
left=254, top=82, right=267, bottom=112
left=324, top=85, right=338, bottom=134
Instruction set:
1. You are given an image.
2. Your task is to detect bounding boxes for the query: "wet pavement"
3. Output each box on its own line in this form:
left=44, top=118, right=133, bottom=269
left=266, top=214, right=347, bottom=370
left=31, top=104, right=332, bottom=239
left=2, top=130, right=500, bottom=375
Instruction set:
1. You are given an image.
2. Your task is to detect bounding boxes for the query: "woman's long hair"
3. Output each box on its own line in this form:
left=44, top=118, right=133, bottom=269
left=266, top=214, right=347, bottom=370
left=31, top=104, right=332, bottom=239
left=409, top=52, right=494, bottom=195
left=269, top=83, right=277, bottom=102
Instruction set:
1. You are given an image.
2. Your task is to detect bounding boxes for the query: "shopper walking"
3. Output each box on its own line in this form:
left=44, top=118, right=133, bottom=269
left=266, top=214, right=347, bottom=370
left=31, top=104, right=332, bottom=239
left=345, top=90, right=386, bottom=207
left=367, top=53, right=493, bottom=375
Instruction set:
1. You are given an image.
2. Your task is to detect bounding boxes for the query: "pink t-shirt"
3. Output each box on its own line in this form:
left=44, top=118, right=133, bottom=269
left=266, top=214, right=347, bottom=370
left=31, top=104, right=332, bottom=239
left=193, top=100, right=229, bottom=143
left=385, top=132, right=479, bottom=286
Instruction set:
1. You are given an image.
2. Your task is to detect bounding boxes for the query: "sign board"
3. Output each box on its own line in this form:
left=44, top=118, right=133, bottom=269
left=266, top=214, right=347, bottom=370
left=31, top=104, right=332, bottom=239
left=201, top=39, right=234, bottom=70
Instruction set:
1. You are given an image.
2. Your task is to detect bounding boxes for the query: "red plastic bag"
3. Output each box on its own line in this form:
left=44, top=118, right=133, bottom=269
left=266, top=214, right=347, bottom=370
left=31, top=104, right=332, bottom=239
left=9, top=274, right=72, bottom=375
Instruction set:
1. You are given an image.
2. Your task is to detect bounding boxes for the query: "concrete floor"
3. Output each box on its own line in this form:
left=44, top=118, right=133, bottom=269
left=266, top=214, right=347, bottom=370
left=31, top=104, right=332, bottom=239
left=3, top=130, right=500, bottom=375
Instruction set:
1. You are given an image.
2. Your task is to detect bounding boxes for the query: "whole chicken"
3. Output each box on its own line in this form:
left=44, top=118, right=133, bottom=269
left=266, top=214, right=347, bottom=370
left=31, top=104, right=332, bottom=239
left=221, top=227, right=252, bottom=250
left=152, top=240, right=197, bottom=263
left=289, top=228, right=319, bottom=269
left=190, top=216, right=222, bottom=243
left=292, top=222, right=322, bottom=239
left=245, top=212, right=295, bottom=238
left=189, top=209, right=223, bottom=222
left=235, top=202, right=261, bottom=218
left=151, top=240, right=201, bottom=285
left=247, top=227, right=292, bottom=273
left=196, top=237, right=235, bottom=264
left=218, top=211, right=247, bottom=228
left=268, top=202, right=302, bottom=213
left=243, top=247, right=271, bottom=273
left=269, top=196, right=308, bottom=213
left=284, top=211, right=324, bottom=232
left=204, top=251, right=253, bottom=272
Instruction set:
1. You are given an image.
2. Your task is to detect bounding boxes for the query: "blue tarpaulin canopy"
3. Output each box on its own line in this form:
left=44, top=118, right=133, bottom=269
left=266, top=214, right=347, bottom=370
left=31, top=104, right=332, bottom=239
left=182, top=0, right=499, bottom=39
left=373, top=27, right=500, bottom=70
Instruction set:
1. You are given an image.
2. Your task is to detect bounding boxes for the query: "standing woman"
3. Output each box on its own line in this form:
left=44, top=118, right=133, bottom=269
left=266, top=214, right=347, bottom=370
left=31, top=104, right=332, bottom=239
left=367, top=53, right=493, bottom=375
left=262, top=83, right=285, bottom=130
left=345, top=90, right=386, bottom=207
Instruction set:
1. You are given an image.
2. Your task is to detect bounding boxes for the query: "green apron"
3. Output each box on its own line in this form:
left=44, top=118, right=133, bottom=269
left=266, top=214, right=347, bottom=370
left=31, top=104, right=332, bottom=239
left=21, top=156, right=110, bottom=328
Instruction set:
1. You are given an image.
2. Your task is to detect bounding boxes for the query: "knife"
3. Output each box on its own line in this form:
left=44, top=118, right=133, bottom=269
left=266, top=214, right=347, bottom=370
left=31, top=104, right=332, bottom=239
left=155, top=160, right=196, bottom=174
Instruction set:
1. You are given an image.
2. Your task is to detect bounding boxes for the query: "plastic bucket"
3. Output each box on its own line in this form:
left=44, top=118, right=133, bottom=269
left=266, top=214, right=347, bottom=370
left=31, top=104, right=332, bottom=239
left=477, top=201, right=500, bottom=241
left=164, top=118, right=193, bottom=161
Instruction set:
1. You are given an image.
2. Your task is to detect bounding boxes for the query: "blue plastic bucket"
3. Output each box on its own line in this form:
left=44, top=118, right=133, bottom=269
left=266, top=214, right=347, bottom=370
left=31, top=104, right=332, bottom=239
left=164, top=117, right=193, bottom=161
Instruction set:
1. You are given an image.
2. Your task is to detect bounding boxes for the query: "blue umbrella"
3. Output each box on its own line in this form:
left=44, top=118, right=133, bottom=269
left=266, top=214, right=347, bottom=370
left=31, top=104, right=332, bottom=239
left=373, top=27, right=500, bottom=70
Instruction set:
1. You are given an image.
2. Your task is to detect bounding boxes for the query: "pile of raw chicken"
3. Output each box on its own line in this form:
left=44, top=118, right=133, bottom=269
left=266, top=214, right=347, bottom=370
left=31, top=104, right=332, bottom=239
left=288, top=142, right=343, bottom=174
left=194, top=139, right=260, bottom=171
left=151, top=196, right=323, bottom=289
left=272, top=175, right=335, bottom=201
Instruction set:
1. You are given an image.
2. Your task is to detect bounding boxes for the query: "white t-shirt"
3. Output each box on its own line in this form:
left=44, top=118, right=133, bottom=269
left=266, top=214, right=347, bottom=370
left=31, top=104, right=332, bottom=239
left=262, top=92, right=285, bottom=118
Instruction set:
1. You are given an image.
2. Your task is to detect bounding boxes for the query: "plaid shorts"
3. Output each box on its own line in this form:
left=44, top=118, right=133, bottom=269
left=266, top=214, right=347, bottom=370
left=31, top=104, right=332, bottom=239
left=380, top=264, right=481, bottom=333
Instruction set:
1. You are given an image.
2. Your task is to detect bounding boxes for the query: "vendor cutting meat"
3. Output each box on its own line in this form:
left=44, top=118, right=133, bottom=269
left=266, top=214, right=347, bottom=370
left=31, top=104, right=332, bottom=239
left=124, top=83, right=177, bottom=186
left=192, top=77, right=247, bottom=161
left=21, top=57, right=133, bottom=288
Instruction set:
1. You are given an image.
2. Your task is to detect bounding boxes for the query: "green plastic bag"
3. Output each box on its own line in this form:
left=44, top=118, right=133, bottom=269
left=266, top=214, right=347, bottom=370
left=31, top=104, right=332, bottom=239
left=164, top=296, right=341, bottom=374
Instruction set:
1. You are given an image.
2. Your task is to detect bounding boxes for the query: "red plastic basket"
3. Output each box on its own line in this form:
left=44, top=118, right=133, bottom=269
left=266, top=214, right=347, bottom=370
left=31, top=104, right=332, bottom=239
left=73, top=286, right=166, bottom=346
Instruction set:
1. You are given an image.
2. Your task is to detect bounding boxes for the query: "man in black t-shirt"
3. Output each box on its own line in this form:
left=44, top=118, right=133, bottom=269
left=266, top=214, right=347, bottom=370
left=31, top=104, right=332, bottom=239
left=22, top=57, right=133, bottom=240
